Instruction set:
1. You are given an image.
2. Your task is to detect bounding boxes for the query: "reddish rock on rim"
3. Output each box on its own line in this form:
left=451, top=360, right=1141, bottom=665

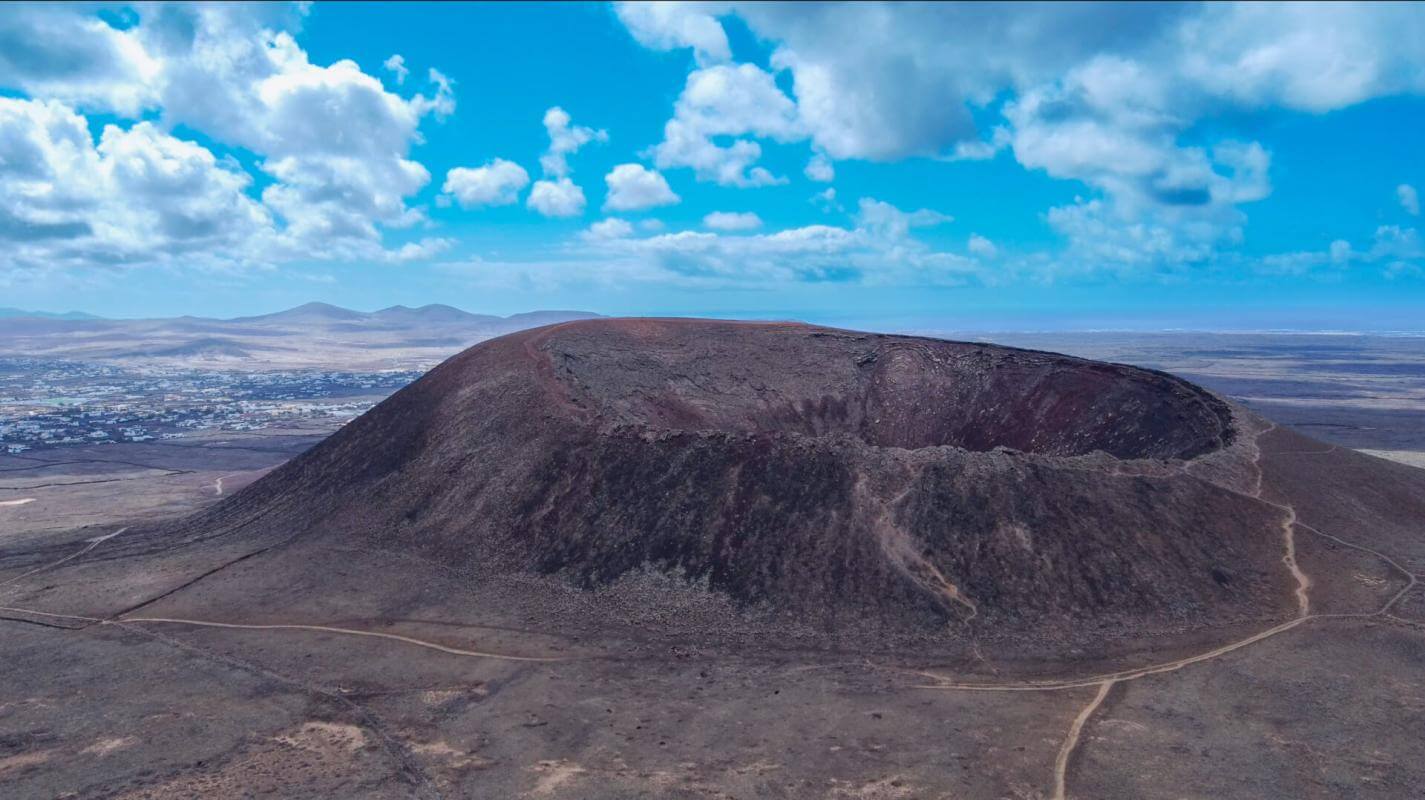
left=198, top=318, right=1303, bottom=646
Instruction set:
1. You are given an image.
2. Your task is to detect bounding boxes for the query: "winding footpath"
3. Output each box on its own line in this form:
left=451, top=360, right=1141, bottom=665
left=1052, top=680, right=1115, bottom=800
left=117, top=617, right=564, bottom=663
left=0, top=526, right=564, bottom=664
left=0, top=527, right=128, bottom=587
left=912, top=420, right=1423, bottom=799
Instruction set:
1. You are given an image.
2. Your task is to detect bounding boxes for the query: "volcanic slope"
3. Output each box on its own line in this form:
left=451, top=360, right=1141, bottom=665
left=172, top=318, right=1315, bottom=653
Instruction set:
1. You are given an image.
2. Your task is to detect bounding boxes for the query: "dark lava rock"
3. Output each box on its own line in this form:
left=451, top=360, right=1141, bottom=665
left=201, top=319, right=1297, bottom=641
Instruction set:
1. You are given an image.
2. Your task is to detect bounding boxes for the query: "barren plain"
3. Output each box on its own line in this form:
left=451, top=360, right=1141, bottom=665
left=2, top=317, right=1422, bottom=800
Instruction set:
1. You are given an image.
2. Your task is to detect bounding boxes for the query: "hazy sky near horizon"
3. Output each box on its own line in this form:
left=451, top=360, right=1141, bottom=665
left=1, top=2, right=1423, bottom=329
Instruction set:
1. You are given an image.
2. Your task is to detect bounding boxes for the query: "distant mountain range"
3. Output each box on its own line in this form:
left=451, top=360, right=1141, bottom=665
left=0, top=303, right=603, bottom=371
left=0, top=307, right=102, bottom=321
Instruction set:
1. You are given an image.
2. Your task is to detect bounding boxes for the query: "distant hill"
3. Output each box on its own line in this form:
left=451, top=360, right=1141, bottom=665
left=231, top=301, right=370, bottom=323
left=370, top=304, right=499, bottom=325
left=0, top=302, right=604, bottom=371
left=0, top=307, right=102, bottom=321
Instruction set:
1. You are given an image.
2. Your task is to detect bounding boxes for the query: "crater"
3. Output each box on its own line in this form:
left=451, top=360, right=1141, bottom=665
left=206, top=317, right=1278, bottom=644
left=545, top=320, right=1234, bottom=460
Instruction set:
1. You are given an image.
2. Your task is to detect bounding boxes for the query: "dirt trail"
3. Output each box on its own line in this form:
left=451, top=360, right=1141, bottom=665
left=1053, top=680, right=1115, bottom=800
left=1247, top=422, right=1311, bottom=617
left=0, top=527, right=127, bottom=587
left=208, top=473, right=242, bottom=497
left=924, top=419, right=1423, bottom=800
left=1278, top=504, right=1311, bottom=617
left=117, top=617, right=566, bottom=663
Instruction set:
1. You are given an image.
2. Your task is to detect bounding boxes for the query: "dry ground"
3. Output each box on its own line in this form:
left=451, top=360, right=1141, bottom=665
left=2, top=415, right=1423, bottom=799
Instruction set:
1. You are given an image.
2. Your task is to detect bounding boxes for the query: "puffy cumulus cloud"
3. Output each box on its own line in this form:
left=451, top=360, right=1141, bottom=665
left=811, top=187, right=842, bottom=213
left=804, top=153, right=834, bottom=182
left=1004, top=60, right=1273, bottom=210
left=1004, top=54, right=1273, bottom=267
left=527, top=177, right=586, bottom=218
left=968, top=234, right=998, bottom=259
left=0, top=98, right=272, bottom=270
left=733, top=3, right=1185, bottom=162
left=539, top=106, right=606, bottom=178
left=582, top=217, right=635, bottom=241
left=442, top=159, right=530, bottom=208
left=651, top=63, right=801, bottom=187
left=619, top=3, right=1425, bottom=271
left=603, top=163, right=679, bottom=211
left=578, top=198, right=984, bottom=287
left=383, top=54, right=408, bottom=84
left=1175, top=3, right=1425, bottom=113
left=613, top=1, right=730, bottom=66
left=1400, top=184, right=1420, bottom=216
left=1044, top=198, right=1242, bottom=274
left=389, top=237, right=455, bottom=263
left=1370, top=224, right=1423, bottom=269
left=0, top=5, right=161, bottom=116
left=523, top=106, right=602, bottom=218
left=855, top=198, right=951, bottom=240
left=1260, top=225, right=1423, bottom=277
left=703, top=211, right=762, bottom=231
left=726, top=3, right=1425, bottom=159
left=0, top=3, right=456, bottom=271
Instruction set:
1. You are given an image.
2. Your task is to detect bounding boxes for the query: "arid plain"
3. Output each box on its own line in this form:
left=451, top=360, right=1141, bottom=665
left=2, top=313, right=1423, bottom=800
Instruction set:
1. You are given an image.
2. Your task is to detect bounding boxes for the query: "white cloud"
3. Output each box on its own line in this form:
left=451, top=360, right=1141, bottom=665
left=0, top=4, right=458, bottom=269
left=855, top=198, right=951, bottom=240
left=1176, top=4, right=1425, bottom=113
left=540, top=106, right=607, bottom=178
left=583, top=217, right=635, bottom=240
left=617, top=3, right=1425, bottom=272
left=383, top=54, right=409, bottom=84
left=723, top=3, right=1425, bottom=160
left=1371, top=224, right=1423, bottom=263
left=811, top=187, right=842, bottom=213
left=389, top=237, right=455, bottom=262
left=1045, top=198, right=1231, bottom=273
left=527, top=177, right=587, bottom=218
left=968, top=234, right=998, bottom=258
left=1330, top=239, right=1352, bottom=264
left=603, top=163, right=679, bottom=211
left=1399, top=184, right=1420, bottom=216
left=0, top=97, right=273, bottom=270
left=0, top=5, right=162, bottom=116
left=703, top=211, right=762, bottom=231
left=1259, top=224, right=1422, bottom=277
left=613, top=2, right=731, bottom=66
left=576, top=198, right=984, bottom=288
left=651, top=63, right=801, bottom=186
left=442, top=159, right=530, bottom=207
left=949, top=127, right=1012, bottom=161
left=804, top=152, right=834, bottom=182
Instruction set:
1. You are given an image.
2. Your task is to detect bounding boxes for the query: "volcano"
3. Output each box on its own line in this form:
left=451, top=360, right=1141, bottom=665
left=186, top=318, right=1319, bottom=647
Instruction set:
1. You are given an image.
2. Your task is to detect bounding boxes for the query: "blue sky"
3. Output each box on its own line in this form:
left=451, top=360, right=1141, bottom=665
left=1, top=2, right=1422, bottom=330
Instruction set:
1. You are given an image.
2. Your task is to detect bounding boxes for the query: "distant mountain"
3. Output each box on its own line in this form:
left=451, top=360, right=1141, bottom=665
left=0, top=307, right=102, bottom=321
left=504, top=310, right=605, bottom=326
left=228, top=302, right=597, bottom=328
left=0, top=302, right=605, bottom=370
left=370, top=304, right=499, bottom=325
left=232, top=301, right=369, bottom=323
